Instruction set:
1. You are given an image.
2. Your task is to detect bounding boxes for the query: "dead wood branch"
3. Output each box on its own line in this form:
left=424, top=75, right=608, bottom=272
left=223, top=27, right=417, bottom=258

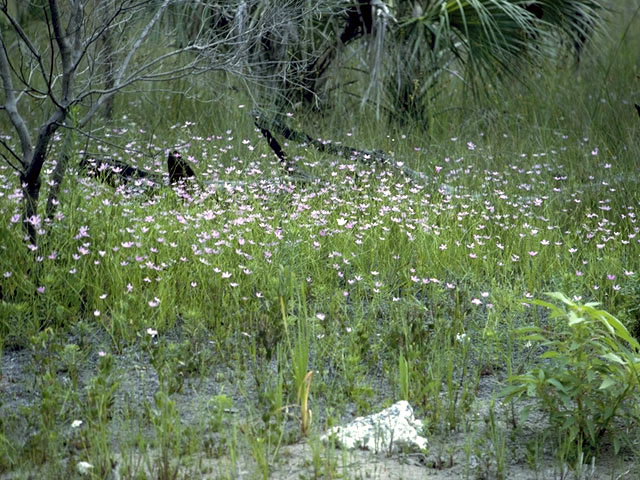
left=254, top=113, right=429, bottom=184
left=79, top=156, right=162, bottom=189
left=255, top=120, right=317, bottom=184
left=79, top=152, right=251, bottom=193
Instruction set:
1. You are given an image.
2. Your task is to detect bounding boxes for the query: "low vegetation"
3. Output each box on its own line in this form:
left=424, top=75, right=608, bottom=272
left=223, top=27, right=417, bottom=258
left=1, top=2, right=639, bottom=479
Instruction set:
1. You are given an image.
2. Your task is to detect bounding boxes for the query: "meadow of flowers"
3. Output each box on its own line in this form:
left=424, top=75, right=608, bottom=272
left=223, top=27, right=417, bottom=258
left=2, top=117, right=638, bottom=343
left=1, top=23, right=640, bottom=479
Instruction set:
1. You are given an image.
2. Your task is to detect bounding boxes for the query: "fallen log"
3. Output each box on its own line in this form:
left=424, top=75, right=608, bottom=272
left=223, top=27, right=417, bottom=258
left=255, top=121, right=318, bottom=184
left=79, top=152, right=250, bottom=193
left=79, top=150, right=199, bottom=189
left=79, top=156, right=162, bottom=188
left=254, top=113, right=429, bottom=184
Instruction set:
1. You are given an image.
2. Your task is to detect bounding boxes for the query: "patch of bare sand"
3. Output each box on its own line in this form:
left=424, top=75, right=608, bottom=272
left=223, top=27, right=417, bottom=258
left=116, top=438, right=636, bottom=480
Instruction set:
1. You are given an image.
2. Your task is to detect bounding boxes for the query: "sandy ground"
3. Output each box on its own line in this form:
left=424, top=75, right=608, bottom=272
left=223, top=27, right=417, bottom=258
left=2, top=343, right=639, bottom=480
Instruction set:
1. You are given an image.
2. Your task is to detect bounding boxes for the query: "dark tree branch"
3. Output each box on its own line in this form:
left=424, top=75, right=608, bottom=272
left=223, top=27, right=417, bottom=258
left=254, top=112, right=428, bottom=184
left=0, top=152, right=23, bottom=174
left=255, top=120, right=317, bottom=184
left=0, top=134, right=26, bottom=170
left=79, top=155, right=162, bottom=188
left=255, top=123, right=292, bottom=169
left=0, top=4, right=44, bottom=69
left=0, top=29, right=33, bottom=160
left=2, top=0, right=327, bottom=246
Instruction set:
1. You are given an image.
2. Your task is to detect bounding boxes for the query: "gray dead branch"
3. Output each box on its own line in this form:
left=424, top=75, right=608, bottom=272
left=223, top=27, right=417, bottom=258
left=253, top=112, right=429, bottom=184
left=79, top=156, right=163, bottom=189
left=80, top=110, right=432, bottom=193
left=78, top=153, right=250, bottom=193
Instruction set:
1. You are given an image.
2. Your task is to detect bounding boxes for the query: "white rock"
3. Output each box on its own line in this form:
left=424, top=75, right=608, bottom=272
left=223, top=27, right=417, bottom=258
left=76, top=461, right=94, bottom=475
left=321, top=400, right=427, bottom=453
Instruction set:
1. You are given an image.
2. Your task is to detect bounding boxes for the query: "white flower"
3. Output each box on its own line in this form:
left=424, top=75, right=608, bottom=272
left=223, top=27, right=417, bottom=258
left=71, top=419, right=83, bottom=428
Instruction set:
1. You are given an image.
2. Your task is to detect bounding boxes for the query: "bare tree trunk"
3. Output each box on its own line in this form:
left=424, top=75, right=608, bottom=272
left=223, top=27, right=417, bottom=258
left=22, top=111, right=65, bottom=244
left=21, top=168, right=43, bottom=246
left=298, top=0, right=373, bottom=105
left=45, top=119, right=73, bottom=220
left=44, top=152, right=70, bottom=220
left=2, top=0, right=315, bottom=247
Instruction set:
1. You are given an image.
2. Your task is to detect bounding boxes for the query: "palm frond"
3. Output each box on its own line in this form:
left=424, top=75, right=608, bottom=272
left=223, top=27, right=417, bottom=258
left=525, top=0, right=603, bottom=59
left=382, top=0, right=604, bottom=119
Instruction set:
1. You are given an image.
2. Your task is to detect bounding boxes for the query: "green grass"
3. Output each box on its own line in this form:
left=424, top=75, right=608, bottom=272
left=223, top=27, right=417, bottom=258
left=1, top=4, right=640, bottom=479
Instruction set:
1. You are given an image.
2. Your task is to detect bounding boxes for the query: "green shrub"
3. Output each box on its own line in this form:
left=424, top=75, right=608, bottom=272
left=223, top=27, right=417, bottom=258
left=502, top=292, right=640, bottom=457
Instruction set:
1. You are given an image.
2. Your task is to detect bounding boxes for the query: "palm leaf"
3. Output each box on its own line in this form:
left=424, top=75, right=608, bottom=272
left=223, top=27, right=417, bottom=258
left=526, top=0, right=603, bottom=59
left=381, top=0, right=604, bottom=118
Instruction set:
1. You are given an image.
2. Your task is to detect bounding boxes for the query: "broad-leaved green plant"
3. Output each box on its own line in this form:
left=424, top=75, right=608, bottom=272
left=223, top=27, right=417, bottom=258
left=502, top=292, right=640, bottom=457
